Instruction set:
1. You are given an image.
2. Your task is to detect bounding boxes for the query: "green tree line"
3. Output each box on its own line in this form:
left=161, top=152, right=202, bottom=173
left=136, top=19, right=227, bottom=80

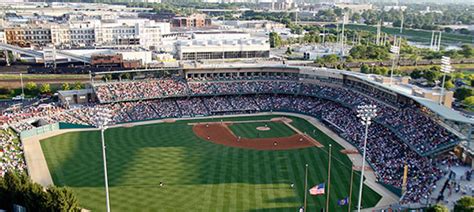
left=0, top=171, right=80, bottom=211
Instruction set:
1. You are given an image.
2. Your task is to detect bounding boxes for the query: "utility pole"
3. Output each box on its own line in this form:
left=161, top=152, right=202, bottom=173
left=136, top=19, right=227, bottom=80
left=295, top=10, right=298, bottom=25
left=20, top=73, right=24, bottom=99
left=376, top=20, right=381, bottom=45
left=399, top=0, right=404, bottom=34
left=437, top=31, right=442, bottom=51
left=322, top=25, right=326, bottom=44
left=400, top=12, right=404, bottom=33
left=430, top=31, right=435, bottom=50
left=341, top=13, right=346, bottom=56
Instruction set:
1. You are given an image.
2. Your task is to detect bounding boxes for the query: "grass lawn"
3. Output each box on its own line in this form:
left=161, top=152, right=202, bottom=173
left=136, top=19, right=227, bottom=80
left=40, top=115, right=381, bottom=211
left=0, top=74, right=89, bottom=80
left=229, top=121, right=295, bottom=139
left=346, top=24, right=473, bottom=45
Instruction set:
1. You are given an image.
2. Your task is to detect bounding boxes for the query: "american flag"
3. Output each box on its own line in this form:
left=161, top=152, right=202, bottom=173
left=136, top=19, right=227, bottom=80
left=309, top=183, right=325, bottom=195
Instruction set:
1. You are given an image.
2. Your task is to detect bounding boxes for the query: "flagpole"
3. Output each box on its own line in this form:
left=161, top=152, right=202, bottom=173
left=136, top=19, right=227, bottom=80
left=348, top=166, right=354, bottom=212
left=304, top=163, right=308, bottom=211
left=326, top=144, right=332, bottom=212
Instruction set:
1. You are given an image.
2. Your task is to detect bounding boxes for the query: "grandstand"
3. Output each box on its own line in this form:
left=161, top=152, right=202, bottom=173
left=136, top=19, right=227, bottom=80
left=2, top=64, right=473, bottom=208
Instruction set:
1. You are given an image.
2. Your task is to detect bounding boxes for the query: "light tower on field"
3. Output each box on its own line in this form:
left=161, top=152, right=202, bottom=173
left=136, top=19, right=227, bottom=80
left=439, top=56, right=452, bottom=105
left=389, top=39, right=401, bottom=86
left=356, top=104, right=377, bottom=212
left=94, top=108, right=113, bottom=212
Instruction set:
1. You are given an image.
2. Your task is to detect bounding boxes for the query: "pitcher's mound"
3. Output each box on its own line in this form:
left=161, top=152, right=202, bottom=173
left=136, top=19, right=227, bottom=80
left=256, top=126, right=271, bottom=131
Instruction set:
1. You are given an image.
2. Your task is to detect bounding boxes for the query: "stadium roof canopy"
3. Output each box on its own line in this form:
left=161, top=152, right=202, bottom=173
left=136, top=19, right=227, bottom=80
left=346, top=71, right=474, bottom=125
left=412, top=97, right=474, bottom=124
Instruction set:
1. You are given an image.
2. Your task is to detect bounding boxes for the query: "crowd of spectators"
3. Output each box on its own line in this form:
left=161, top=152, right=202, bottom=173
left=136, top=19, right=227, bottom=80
left=149, top=99, right=181, bottom=118
left=319, top=101, right=442, bottom=203
left=157, top=79, right=190, bottom=97
left=0, top=128, right=26, bottom=176
left=94, top=80, right=163, bottom=103
left=176, top=98, right=209, bottom=117
left=204, top=96, right=235, bottom=113
left=187, top=73, right=298, bottom=82
left=379, top=107, right=459, bottom=154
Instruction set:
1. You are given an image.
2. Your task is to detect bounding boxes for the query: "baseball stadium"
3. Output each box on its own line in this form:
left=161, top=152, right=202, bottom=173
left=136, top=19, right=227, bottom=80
left=2, top=64, right=473, bottom=211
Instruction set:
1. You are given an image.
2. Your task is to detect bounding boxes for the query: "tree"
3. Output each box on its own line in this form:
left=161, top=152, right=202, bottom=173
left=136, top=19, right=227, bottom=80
left=102, top=74, right=112, bottom=82
left=39, top=84, right=51, bottom=94
left=0, top=171, right=80, bottom=211
left=424, top=70, right=441, bottom=83
left=463, top=96, right=474, bottom=107
left=409, top=54, right=422, bottom=67
left=379, top=67, right=389, bottom=76
left=460, top=45, right=474, bottom=58
left=445, top=80, right=455, bottom=90
left=269, top=32, right=282, bottom=48
left=25, top=82, right=37, bottom=93
left=349, top=45, right=367, bottom=59
left=62, top=83, right=70, bottom=91
left=454, top=196, right=474, bottom=212
left=453, top=72, right=465, bottom=80
left=459, top=28, right=471, bottom=35
left=0, top=87, right=12, bottom=95
left=351, top=12, right=362, bottom=22
left=73, top=82, right=83, bottom=90
left=349, top=45, right=389, bottom=61
left=120, top=73, right=131, bottom=80
left=316, top=54, right=339, bottom=64
left=454, top=87, right=473, bottom=101
left=360, top=64, right=370, bottom=74
left=345, top=55, right=354, bottom=62
left=46, top=187, right=80, bottom=212
left=410, top=69, right=424, bottom=79
left=427, top=204, right=449, bottom=212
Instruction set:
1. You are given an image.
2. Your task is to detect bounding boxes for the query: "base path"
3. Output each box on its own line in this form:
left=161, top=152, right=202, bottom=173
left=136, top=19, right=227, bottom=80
left=193, top=123, right=320, bottom=150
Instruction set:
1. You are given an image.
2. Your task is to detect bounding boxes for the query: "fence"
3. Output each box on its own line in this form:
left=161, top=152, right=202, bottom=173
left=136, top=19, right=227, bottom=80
left=58, top=122, right=93, bottom=129
left=19, top=122, right=59, bottom=139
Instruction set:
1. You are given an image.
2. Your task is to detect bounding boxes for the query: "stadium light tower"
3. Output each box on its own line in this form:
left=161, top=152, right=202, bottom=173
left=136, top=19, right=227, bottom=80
left=356, top=105, right=377, bottom=212
left=94, top=108, right=113, bottom=212
left=439, top=56, right=452, bottom=105
left=389, top=42, right=400, bottom=86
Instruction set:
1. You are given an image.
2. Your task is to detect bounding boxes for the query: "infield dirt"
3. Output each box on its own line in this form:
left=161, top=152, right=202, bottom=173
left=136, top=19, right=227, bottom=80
left=192, top=122, right=323, bottom=150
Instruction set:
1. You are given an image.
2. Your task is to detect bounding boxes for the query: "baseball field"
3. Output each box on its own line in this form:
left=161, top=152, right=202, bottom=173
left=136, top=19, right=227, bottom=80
left=40, top=115, right=381, bottom=211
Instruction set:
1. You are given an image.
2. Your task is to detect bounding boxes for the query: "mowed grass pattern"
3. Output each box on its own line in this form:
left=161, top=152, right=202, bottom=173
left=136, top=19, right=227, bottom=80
left=229, top=121, right=295, bottom=139
left=40, top=115, right=381, bottom=211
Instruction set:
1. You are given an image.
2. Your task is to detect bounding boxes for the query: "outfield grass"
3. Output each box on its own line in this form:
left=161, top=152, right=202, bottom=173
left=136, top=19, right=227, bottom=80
left=40, top=115, right=381, bottom=211
left=229, top=121, right=295, bottom=139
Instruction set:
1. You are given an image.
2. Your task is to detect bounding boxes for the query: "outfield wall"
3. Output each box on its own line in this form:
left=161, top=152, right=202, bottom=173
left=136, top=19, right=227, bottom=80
left=19, top=123, right=59, bottom=140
